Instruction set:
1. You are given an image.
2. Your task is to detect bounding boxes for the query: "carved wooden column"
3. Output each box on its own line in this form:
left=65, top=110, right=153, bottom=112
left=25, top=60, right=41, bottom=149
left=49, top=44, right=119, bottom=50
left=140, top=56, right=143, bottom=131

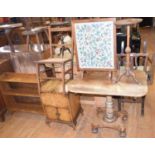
left=104, top=96, right=116, bottom=122
left=115, top=18, right=143, bottom=84
left=125, top=25, right=131, bottom=74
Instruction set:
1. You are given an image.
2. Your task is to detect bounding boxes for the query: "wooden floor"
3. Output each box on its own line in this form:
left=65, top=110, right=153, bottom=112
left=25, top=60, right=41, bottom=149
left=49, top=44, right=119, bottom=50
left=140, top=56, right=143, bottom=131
left=0, top=27, right=155, bottom=138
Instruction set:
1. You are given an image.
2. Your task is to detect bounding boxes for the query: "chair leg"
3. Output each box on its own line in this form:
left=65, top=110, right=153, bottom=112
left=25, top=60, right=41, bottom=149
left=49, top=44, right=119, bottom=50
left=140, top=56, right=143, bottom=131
left=141, top=96, right=145, bottom=116
left=44, top=29, right=49, bottom=43
left=26, top=35, right=30, bottom=52
left=35, top=33, right=41, bottom=51
left=39, top=32, right=45, bottom=50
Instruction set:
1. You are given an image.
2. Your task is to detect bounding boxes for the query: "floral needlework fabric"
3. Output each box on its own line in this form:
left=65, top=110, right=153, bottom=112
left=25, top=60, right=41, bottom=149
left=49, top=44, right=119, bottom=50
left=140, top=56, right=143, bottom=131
left=75, top=21, right=115, bottom=69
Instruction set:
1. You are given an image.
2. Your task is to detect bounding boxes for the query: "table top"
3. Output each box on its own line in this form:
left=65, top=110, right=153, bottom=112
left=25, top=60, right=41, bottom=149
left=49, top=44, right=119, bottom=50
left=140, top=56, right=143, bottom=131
left=66, top=70, right=148, bottom=97
left=116, top=18, right=142, bottom=26
left=0, top=23, right=23, bottom=29
left=46, top=21, right=71, bottom=27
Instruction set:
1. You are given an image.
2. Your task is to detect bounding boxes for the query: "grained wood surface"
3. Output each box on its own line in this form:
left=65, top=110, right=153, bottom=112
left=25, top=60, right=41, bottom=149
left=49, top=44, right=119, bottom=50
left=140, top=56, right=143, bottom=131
left=0, top=72, right=42, bottom=114
left=67, top=70, right=148, bottom=97
left=0, top=27, right=155, bottom=137
left=0, top=72, right=37, bottom=83
left=0, top=23, right=22, bottom=29
left=0, top=59, right=13, bottom=121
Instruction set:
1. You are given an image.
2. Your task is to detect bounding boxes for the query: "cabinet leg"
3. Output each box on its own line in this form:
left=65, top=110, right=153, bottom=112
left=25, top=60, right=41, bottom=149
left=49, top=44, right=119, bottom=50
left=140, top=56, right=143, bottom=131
left=45, top=117, right=52, bottom=127
left=71, top=122, right=76, bottom=130
left=80, top=107, right=84, bottom=116
left=91, top=124, right=99, bottom=133
left=119, top=128, right=127, bottom=138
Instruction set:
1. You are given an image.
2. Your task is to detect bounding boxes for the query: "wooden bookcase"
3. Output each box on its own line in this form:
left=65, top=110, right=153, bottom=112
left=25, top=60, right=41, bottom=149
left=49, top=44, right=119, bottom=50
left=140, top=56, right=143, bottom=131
left=0, top=72, right=44, bottom=114
left=0, top=59, right=13, bottom=121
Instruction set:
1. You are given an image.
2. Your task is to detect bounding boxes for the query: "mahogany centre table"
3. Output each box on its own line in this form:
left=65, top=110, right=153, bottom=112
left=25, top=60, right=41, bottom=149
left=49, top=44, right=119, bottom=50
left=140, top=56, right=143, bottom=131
left=66, top=70, right=148, bottom=137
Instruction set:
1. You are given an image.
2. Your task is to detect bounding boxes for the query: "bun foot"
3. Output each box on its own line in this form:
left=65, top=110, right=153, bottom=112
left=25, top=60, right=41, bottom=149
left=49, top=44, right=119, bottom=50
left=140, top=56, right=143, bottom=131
left=92, top=126, right=98, bottom=133
left=119, top=130, right=126, bottom=138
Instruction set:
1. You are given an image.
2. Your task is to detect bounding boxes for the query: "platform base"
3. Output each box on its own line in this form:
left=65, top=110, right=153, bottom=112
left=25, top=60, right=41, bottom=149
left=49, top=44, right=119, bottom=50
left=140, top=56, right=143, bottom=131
left=91, top=107, right=128, bottom=137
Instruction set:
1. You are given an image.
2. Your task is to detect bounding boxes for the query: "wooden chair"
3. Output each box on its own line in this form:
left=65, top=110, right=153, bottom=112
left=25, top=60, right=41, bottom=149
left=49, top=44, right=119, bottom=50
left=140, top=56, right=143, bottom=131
left=117, top=41, right=155, bottom=116
left=47, top=23, right=72, bottom=58
left=21, top=18, right=48, bottom=52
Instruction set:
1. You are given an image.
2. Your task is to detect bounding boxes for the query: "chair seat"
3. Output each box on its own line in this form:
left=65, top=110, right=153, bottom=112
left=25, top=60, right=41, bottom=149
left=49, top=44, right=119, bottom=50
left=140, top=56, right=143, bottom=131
left=40, top=79, right=69, bottom=108
left=41, top=79, right=63, bottom=93
left=37, top=57, right=72, bottom=64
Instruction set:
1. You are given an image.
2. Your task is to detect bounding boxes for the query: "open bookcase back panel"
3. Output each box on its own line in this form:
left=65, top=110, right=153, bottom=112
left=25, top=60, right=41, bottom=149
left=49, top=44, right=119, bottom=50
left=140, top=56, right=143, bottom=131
left=72, top=18, right=117, bottom=71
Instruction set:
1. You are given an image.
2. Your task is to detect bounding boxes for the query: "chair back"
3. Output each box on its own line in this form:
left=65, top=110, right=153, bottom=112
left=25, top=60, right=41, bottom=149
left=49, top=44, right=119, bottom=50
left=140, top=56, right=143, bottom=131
left=118, top=41, right=149, bottom=72
left=48, top=24, right=72, bottom=58
left=10, top=52, right=43, bottom=73
left=20, top=17, right=45, bottom=30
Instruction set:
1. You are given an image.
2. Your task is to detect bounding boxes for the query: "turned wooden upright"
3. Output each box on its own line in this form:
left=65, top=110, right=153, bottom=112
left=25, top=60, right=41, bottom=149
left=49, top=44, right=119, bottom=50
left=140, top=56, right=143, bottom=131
left=116, top=18, right=143, bottom=83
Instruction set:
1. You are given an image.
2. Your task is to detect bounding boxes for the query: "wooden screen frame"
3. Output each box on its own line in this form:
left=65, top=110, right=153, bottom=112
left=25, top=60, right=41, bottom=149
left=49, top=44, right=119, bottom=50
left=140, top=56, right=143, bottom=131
left=72, top=18, right=117, bottom=71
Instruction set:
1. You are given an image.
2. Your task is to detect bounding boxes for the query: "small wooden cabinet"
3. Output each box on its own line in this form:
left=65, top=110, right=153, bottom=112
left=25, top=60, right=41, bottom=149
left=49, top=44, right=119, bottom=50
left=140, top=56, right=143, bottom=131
left=36, top=58, right=82, bottom=128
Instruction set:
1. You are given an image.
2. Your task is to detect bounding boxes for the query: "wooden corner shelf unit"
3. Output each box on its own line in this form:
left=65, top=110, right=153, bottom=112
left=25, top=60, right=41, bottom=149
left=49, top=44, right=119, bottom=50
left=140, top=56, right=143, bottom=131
left=36, top=57, right=82, bottom=128
left=0, top=72, right=44, bottom=115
